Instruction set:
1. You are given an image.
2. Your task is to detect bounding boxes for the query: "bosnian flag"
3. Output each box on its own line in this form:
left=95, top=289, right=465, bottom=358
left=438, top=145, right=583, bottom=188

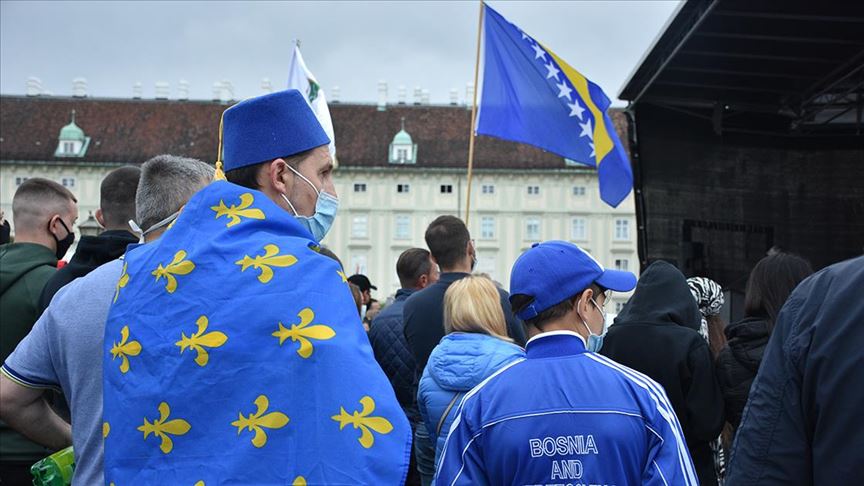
left=288, top=41, right=337, bottom=160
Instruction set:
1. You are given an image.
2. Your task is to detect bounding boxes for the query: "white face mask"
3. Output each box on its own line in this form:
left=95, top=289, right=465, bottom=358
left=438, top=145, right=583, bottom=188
left=280, top=164, right=339, bottom=242
left=579, top=297, right=608, bottom=353
left=128, top=209, right=181, bottom=240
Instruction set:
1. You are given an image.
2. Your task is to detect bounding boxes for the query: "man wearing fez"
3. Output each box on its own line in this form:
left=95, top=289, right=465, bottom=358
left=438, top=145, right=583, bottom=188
left=101, top=90, right=411, bottom=484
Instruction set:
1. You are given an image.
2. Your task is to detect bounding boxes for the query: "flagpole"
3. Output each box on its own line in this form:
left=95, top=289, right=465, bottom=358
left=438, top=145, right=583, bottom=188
left=464, top=0, right=484, bottom=226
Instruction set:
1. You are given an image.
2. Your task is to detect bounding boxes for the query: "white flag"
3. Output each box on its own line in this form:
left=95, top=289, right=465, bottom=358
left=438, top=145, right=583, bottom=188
left=288, top=41, right=336, bottom=160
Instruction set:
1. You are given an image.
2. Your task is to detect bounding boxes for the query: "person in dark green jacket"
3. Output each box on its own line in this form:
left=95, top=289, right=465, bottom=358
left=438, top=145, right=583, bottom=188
left=0, top=177, right=77, bottom=484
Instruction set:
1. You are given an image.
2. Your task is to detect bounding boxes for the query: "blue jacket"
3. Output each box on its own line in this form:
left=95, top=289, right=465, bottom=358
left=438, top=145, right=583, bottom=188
left=436, top=331, right=698, bottom=486
left=726, top=256, right=864, bottom=485
left=418, top=333, right=524, bottom=466
left=369, top=288, right=419, bottom=419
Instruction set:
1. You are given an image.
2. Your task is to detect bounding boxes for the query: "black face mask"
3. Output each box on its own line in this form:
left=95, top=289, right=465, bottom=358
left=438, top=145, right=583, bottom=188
left=51, top=218, right=75, bottom=260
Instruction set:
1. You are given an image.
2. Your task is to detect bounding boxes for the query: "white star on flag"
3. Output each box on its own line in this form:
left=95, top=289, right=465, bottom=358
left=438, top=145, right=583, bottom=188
left=556, top=80, right=573, bottom=100
left=589, top=142, right=596, bottom=158
left=531, top=43, right=546, bottom=61
left=568, top=100, right=585, bottom=120
left=545, top=62, right=560, bottom=81
left=521, top=31, right=530, bottom=40
left=579, top=119, right=593, bottom=139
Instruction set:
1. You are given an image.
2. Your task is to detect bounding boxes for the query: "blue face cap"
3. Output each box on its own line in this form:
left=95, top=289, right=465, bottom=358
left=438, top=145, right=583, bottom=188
left=221, top=89, right=331, bottom=172
left=509, top=240, right=637, bottom=320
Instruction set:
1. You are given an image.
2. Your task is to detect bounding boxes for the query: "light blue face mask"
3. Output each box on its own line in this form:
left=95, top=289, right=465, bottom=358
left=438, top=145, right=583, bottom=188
left=280, top=165, right=339, bottom=242
left=580, top=297, right=608, bottom=353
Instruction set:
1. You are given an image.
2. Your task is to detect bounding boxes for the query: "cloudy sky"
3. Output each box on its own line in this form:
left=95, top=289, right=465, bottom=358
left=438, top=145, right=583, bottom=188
left=1, top=1, right=680, bottom=105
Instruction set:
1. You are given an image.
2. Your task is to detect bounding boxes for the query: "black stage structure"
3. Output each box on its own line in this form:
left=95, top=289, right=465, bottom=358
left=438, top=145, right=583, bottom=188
left=619, top=0, right=864, bottom=319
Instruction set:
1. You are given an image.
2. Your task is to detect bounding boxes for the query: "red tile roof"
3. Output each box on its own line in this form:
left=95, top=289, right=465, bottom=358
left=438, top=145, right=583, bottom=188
left=0, top=95, right=628, bottom=170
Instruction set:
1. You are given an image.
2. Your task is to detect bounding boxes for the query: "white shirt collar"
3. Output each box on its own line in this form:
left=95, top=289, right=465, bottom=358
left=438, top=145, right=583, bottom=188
left=526, top=330, right=587, bottom=347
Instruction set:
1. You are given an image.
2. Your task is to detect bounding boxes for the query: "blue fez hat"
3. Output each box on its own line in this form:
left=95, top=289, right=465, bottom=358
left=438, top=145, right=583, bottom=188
left=219, top=89, right=330, bottom=173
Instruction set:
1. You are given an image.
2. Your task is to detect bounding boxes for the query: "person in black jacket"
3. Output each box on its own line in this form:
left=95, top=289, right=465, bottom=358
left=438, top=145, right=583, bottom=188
left=715, top=252, right=812, bottom=432
left=726, top=256, right=864, bottom=485
left=403, top=215, right=526, bottom=372
left=36, top=166, right=141, bottom=315
left=368, top=248, right=438, bottom=486
left=601, top=260, right=725, bottom=486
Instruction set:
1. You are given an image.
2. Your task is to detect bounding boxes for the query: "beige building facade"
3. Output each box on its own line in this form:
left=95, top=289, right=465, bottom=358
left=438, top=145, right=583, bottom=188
left=0, top=95, right=637, bottom=311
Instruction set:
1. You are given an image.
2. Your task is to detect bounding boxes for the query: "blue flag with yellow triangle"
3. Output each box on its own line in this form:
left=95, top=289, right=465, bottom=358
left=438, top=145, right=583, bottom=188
left=477, top=4, right=633, bottom=208
left=103, top=181, right=411, bottom=485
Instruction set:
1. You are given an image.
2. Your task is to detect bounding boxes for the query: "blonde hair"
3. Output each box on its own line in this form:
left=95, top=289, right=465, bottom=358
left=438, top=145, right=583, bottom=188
left=443, top=276, right=511, bottom=341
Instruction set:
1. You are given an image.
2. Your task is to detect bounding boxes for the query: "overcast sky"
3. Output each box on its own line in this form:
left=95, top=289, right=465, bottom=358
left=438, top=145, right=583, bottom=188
left=0, top=1, right=680, bottom=105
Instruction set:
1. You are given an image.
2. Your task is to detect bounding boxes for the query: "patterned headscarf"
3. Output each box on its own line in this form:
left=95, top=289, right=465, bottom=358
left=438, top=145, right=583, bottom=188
left=687, top=277, right=724, bottom=343
left=687, top=277, right=725, bottom=318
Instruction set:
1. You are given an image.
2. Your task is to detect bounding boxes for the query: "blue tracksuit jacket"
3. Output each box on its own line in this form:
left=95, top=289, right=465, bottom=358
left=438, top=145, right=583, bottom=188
left=435, top=331, right=698, bottom=486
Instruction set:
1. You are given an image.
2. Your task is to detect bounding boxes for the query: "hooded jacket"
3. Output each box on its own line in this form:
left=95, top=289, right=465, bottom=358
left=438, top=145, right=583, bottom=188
left=0, top=243, right=58, bottom=362
left=0, top=242, right=57, bottom=462
left=727, top=256, right=864, bottom=485
left=417, top=332, right=523, bottom=466
left=36, top=230, right=138, bottom=315
left=601, top=260, right=725, bottom=486
left=715, top=316, right=771, bottom=429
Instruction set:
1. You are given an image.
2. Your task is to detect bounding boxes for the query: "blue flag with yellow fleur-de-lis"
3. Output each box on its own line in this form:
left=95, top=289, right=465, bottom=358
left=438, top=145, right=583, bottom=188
left=103, top=181, right=411, bottom=485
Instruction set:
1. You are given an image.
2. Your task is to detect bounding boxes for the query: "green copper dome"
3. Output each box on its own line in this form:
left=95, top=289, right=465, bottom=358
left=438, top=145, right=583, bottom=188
left=59, top=111, right=85, bottom=141
left=392, top=129, right=413, bottom=145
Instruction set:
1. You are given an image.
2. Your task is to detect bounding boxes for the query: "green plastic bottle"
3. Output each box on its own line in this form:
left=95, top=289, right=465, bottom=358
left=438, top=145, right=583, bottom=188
left=30, top=447, right=75, bottom=486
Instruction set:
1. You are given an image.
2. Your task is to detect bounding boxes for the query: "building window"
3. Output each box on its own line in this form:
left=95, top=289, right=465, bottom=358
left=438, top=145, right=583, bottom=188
left=350, top=254, right=368, bottom=275
left=15, top=176, right=29, bottom=186
left=353, top=183, right=367, bottom=193
left=481, top=217, right=495, bottom=240
left=481, top=184, right=495, bottom=194
left=440, top=184, right=453, bottom=194
left=573, top=186, right=586, bottom=196
left=352, top=215, right=368, bottom=238
left=571, top=218, right=587, bottom=241
left=61, top=177, right=76, bottom=188
left=525, top=217, right=541, bottom=241
left=527, top=186, right=540, bottom=195
left=615, top=219, right=630, bottom=241
left=395, top=215, right=411, bottom=240
left=397, top=183, right=410, bottom=193
left=614, top=259, right=629, bottom=271
left=63, top=142, right=75, bottom=154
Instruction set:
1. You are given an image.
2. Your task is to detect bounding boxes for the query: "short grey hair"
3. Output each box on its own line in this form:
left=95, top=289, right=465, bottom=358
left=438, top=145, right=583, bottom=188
left=135, top=155, right=214, bottom=231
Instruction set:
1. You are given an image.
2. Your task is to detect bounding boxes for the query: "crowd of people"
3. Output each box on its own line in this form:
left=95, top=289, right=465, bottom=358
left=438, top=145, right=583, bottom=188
left=0, top=88, right=861, bottom=485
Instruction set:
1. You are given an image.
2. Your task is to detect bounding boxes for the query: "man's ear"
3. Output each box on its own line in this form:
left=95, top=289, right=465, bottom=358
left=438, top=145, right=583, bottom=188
left=268, top=158, right=292, bottom=195
left=417, top=274, right=429, bottom=289
left=94, top=208, right=106, bottom=228
left=577, top=288, right=594, bottom=315
left=47, top=214, right=61, bottom=236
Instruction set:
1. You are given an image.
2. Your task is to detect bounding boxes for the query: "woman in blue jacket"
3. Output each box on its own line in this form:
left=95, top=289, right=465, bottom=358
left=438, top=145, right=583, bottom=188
left=417, top=275, right=525, bottom=468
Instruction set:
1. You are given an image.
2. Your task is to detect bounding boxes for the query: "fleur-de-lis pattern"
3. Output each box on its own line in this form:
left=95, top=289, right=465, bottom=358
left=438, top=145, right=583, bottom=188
left=211, top=193, right=265, bottom=227
left=331, top=396, right=394, bottom=449
left=273, top=308, right=335, bottom=358
left=103, top=184, right=411, bottom=484
left=235, top=244, right=297, bottom=284
left=152, top=250, right=195, bottom=293
left=110, top=325, right=142, bottom=374
left=175, top=315, right=228, bottom=367
left=138, top=402, right=191, bottom=454
left=114, top=262, right=129, bottom=303
left=231, top=395, right=289, bottom=448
